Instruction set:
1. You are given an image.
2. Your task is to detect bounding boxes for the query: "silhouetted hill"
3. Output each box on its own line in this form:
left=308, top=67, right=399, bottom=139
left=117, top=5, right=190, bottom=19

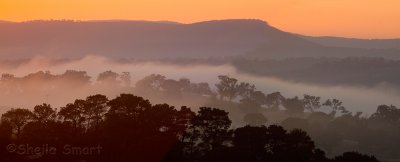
left=299, top=35, right=400, bottom=50
left=0, top=21, right=12, bottom=25
left=0, top=19, right=399, bottom=59
left=0, top=19, right=275, bottom=59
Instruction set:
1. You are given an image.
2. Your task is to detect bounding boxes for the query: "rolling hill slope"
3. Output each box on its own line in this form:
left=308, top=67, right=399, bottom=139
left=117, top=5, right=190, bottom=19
left=0, top=19, right=399, bottom=59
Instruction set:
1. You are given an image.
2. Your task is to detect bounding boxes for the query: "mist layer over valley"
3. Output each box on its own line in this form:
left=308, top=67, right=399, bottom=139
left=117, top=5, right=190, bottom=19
left=1, top=56, right=399, bottom=117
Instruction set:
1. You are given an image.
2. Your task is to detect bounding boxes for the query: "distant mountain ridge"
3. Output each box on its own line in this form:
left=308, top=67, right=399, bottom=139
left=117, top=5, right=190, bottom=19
left=0, top=20, right=12, bottom=23
left=0, top=19, right=399, bottom=59
left=299, top=35, right=400, bottom=50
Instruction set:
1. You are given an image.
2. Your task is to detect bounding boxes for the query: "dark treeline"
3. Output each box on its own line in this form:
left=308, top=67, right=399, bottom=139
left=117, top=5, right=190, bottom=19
left=1, top=71, right=400, bottom=161
left=3, top=56, right=400, bottom=88
left=0, top=70, right=92, bottom=91
left=0, top=93, right=380, bottom=162
left=5, top=56, right=400, bottom=88
left=0, top=70, right=211, bottom=95
left=232, top=57, right=400, bottom=87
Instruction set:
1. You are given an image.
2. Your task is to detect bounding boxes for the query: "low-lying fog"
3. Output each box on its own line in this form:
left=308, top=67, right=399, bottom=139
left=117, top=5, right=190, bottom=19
left=1, top=55, right=399, bottom=115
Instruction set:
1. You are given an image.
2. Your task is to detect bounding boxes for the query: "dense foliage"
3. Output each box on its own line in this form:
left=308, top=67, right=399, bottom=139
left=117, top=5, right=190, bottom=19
left=0, top=93, right=380, bottom=162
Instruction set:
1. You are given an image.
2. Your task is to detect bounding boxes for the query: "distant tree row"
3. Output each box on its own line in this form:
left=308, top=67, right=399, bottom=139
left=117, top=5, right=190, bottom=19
left=214, top=75, right=349, bottom=115
left=232, top=57, right=400, bottom=86
left=0, top=71, right=350, bottom=116
left=1, top=71, right=399, bottom=160
left=0, top=70, right=131, bottom=88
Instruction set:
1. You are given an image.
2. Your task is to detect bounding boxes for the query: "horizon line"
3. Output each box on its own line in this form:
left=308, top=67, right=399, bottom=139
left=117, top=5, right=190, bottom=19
left=1, top=18, right=399, bottom=40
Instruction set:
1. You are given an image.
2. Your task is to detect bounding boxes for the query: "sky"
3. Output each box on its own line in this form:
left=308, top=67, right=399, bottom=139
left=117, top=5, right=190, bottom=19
left=0, top=0, right=399, bottom=39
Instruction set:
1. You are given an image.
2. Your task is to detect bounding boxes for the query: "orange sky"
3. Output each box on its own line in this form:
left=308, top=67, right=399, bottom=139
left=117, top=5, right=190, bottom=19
left=0, top=0, right=399, bottom=39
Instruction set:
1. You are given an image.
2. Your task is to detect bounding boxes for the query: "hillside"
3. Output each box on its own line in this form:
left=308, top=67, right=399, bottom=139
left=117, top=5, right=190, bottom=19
left=0, top=19, right=399, bottom=59
left=300, top=35, right=400, bottom=50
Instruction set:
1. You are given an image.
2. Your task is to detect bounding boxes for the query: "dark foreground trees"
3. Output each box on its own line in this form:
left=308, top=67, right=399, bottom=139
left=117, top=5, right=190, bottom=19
left=0, top=94, right=380, bottom=162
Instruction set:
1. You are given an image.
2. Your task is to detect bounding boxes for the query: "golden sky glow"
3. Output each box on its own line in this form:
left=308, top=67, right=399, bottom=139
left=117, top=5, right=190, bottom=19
left=0, top=0, right=399, bottom=38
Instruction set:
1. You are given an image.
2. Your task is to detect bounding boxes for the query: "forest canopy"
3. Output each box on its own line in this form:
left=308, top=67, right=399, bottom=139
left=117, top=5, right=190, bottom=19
left=0, top=93, right=381, bottom=162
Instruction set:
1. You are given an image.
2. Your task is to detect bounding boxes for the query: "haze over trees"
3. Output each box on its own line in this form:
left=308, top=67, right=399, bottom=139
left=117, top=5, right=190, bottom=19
left=0, top=72, right=399, bottom=161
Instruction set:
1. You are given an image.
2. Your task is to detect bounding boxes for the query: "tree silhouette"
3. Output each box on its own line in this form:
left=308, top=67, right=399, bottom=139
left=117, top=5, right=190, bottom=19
left=237, top=82, right=256, bottom=99
left=32, top=103, right=56, bottom=123
left=265, top=92, right=284, bottom=111
left=370, top=105, right=400, bottom=123
left=135, top=74, right=166, bottom=94
left=283, top=129, right=316, bottom=162
left=323, top=98, right=348, bottom=114
left=1, top=73, right=16, bottom=81
left=303, top=94, right=321, bottom=112
left=192, top=107, right=232, bottom=154
left=58, top=99, right=86, bottom=129
left=107, top=94, right=151, bottom=120
left=97, top=70, right=120, bottom=85
left=84, top=94, right=108, bottom=130
left=1, top=108, right=33, bottom=136
left=215, top=75, right=239, bottom=101
left=60, top=70, right=91, bottom=86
